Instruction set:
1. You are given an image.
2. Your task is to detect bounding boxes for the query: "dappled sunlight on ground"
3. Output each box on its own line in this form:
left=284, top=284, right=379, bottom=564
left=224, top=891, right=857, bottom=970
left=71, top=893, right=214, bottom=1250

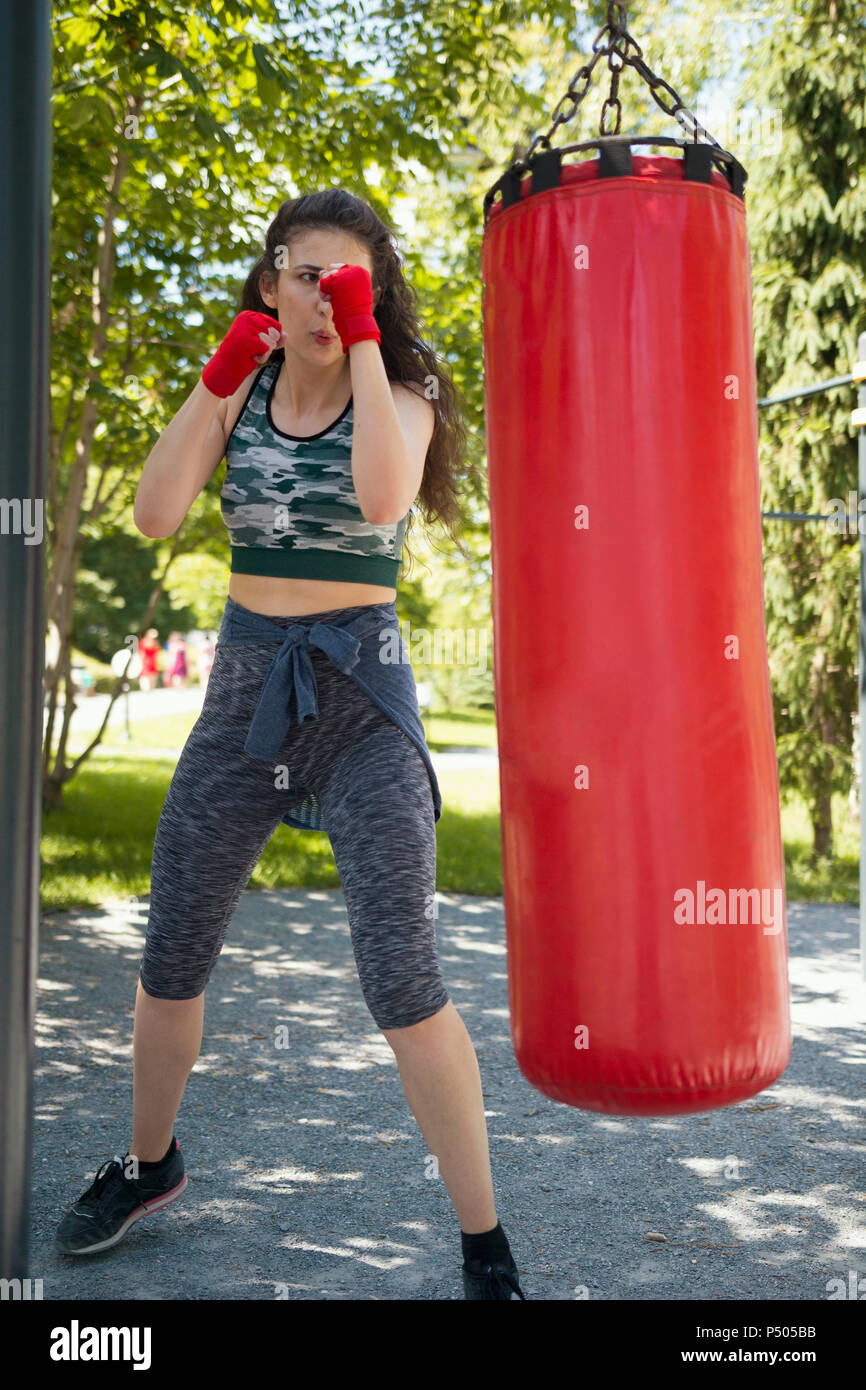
left=29, top=892, right=866, bottom=1299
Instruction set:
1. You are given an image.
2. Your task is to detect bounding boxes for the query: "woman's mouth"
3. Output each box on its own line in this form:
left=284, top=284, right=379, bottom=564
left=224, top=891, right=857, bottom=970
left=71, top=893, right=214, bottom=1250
left=313, top=331, right=336, bottom=344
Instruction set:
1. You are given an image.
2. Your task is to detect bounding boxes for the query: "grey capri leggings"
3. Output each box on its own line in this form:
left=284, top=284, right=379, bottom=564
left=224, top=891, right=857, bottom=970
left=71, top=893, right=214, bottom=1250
left=139, top=600, right=450, bottom=1030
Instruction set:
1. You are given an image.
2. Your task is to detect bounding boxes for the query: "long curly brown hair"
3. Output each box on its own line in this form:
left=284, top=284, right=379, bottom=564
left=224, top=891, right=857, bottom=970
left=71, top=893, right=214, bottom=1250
left=239, top=188, right=476, bottom=578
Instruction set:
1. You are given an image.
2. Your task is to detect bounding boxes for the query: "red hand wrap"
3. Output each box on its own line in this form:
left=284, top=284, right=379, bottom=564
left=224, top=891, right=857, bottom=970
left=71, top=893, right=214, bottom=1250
left=318, top=265, right=381, bottom=355
left=202, top=310, right=282, bottom=398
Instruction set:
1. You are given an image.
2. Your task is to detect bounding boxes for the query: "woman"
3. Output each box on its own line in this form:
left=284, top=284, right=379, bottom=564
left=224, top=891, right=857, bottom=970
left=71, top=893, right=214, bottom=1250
left=137, top=628, right=161, bottom=693
left=168, top=632, right=188, bottom=687
left=54, top=189, right=524, bottom=1301
left=197, top=633, right=215, bottom=691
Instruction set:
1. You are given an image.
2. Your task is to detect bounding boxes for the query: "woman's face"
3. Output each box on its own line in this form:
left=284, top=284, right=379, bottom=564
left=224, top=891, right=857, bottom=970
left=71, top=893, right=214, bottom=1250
left=260, top=228, right=379, bottom=360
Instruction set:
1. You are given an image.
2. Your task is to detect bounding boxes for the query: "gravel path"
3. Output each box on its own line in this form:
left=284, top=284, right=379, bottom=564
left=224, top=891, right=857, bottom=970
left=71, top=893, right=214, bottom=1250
left=29, top=893, right=865, bottom=1300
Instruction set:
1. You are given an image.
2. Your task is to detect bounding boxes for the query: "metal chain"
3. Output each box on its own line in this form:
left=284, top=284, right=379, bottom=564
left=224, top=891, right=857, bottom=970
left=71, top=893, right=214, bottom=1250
left=524, top=1, right=724, bottom=165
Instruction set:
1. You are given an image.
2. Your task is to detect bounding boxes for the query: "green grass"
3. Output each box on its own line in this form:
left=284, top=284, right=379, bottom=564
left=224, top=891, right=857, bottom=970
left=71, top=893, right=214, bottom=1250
left=41, top=753, right=502, bottom=914
left=781, top=789, right=859, bottom=903
left=44, top=705, right=860, bottom=913
left=72, top=708, right=202, bottom=753
left=65, top=703, right=496, bottom=757
left=425, top=707, right=498, bottom=752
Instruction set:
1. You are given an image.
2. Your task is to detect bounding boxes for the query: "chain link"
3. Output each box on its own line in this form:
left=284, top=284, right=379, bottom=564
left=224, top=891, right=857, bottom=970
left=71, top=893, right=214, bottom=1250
left=524, top=1, right=723, bottom=165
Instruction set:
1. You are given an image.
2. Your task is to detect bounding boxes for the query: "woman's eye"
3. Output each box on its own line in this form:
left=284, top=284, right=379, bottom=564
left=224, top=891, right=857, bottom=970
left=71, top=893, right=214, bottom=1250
left=301, top=272, right=319, bottom=282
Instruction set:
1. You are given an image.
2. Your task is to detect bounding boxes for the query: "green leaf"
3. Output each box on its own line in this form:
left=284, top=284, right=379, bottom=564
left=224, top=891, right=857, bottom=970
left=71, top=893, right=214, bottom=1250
left=191, top=107, right=226, bottom=144
left=67, top=95, right=95, bottom=131
left=155, top=48, right=182, bottom=81
left=251, top=43, right=280, bottom=82
left=62, top=17, right=102, bottom=47
left=254, top=67, right=281, bottom=107
left=175, top=59, right=206, bottom=99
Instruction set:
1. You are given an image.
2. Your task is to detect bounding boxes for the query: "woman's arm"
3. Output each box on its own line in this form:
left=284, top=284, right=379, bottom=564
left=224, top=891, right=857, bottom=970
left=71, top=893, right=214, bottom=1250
left=135, top=312, right=283, bottom=538
left=133, top=379, right=234, bottom=539
left=318, top=263, right=432, bottom=524
left=349, top=341, right=432, bottom=524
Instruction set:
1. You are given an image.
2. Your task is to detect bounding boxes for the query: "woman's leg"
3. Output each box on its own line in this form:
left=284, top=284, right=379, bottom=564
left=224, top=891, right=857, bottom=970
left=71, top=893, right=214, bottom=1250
left=131, top=983, right=204, bottom=1161
left=135, top=642, right=292, bottom=1158
left=320, top=717, right=498, bottom=1233
left=382, top=1002, right=497, bottom=1234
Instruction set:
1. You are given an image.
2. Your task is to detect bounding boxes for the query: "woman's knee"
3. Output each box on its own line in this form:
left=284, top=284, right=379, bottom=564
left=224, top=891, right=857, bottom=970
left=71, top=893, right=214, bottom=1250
left=138, top=927, right=219, bottom=1000
left=380, top=993, right=451, bottom=1036
left=137, top=970, right=209, bottom=1003
left=361, top=967, right=451, bottom=1031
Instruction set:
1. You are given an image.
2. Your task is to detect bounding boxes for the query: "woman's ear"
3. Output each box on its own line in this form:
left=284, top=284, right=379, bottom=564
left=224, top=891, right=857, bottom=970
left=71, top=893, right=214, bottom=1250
left=258, top=270, right=277, bottom=310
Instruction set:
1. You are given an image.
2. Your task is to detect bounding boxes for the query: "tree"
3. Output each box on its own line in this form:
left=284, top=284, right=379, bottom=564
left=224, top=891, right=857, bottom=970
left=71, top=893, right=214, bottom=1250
left=740, top=0, right=866, bottom=857
left=44, top=0, right=541, bottom=808
left=448, top=0, right=866, bottom=858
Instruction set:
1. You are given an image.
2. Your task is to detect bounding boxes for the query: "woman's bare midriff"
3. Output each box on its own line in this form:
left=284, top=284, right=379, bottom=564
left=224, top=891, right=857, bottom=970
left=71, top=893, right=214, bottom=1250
left=228, top=573, right=396, bottom=617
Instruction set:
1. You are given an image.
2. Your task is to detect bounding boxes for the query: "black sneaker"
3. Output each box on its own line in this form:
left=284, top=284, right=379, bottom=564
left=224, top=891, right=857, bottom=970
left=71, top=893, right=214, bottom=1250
left=55, top=1139, right=187, bottom=1255
left=462, top=1251, right=527, bottom=1299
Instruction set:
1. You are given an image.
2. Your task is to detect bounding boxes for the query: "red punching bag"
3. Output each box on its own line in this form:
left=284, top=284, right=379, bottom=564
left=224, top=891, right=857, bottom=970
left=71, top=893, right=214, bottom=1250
left=481, top=133, right=792, bottom=1116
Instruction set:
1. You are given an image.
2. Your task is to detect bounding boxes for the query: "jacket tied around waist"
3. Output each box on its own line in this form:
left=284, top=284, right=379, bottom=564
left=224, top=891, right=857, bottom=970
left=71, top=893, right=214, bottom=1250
left=215, top=596, right=441, bottom=833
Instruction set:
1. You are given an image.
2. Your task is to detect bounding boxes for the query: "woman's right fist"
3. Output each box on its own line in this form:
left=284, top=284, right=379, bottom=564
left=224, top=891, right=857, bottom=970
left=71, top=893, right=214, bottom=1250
left=201, top=310, right=286, bottom=398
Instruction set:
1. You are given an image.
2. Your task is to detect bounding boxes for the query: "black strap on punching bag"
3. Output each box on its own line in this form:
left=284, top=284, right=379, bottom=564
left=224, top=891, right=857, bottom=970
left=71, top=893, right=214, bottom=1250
left=482, top=2, right=747, bottom=224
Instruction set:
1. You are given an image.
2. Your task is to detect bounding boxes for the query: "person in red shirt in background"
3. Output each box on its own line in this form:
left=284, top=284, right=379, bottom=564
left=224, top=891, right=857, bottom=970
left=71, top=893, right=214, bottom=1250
left=137, top=629, right=160, bottom=692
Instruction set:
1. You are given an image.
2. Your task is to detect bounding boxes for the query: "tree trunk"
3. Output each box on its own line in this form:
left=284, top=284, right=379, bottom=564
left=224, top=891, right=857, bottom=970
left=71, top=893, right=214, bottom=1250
left=43, top=119, right=133, bottom=739
left=42, top=531, right=188, bottom=812
left=810, top=791, right=833, bottom=859
left=41, top=107, right=139, bottom=811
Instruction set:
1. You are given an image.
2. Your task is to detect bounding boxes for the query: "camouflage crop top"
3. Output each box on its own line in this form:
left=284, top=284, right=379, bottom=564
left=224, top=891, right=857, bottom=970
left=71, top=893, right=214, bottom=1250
left=220, top=360, right=409, bottom=585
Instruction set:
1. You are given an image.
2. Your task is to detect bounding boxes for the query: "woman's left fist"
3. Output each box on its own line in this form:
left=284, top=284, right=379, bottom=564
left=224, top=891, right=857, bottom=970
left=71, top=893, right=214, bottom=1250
left=318, top=263, right=381, bottom=355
